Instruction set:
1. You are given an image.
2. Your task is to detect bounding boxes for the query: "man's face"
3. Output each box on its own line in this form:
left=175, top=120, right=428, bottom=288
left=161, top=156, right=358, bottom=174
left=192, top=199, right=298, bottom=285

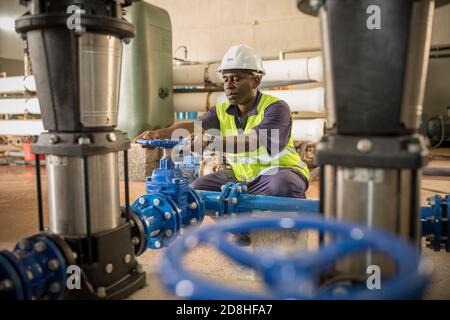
left=222, top=70, right=260, bottom=104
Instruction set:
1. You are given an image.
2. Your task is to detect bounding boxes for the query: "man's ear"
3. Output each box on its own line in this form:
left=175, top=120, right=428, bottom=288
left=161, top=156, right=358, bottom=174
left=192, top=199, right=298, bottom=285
left=252, top=75, right=261, bottom=89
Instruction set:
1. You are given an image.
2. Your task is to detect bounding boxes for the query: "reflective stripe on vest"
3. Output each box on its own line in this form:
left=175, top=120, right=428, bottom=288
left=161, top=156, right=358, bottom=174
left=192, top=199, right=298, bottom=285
left=215, top=93, right=310, bottom=182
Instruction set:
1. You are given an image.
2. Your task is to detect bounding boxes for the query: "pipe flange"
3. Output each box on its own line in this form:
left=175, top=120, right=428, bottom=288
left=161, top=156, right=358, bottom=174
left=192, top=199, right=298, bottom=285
left=184, top=188, right=205, bottom=227
left=131, top=193, right=181, bottom=250
left=226, top=183, right=248, bottom=215
left=0, top=235, right=68, bottom=300
left=126, top=210, right=147, bottom=256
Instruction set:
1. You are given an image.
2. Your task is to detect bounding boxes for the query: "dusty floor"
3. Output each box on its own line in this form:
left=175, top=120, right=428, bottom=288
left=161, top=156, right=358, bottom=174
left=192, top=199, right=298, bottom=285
left=0, top=150, right=449, bottom=300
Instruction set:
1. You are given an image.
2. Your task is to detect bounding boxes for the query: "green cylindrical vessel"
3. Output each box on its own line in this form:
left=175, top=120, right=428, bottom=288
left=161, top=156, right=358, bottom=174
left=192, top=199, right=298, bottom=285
left=118, top=2, right=174, bottom=139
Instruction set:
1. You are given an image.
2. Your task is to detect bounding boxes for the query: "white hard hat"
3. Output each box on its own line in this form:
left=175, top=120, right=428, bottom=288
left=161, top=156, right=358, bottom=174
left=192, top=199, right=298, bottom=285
left=217, top=44, right=265, bottom=75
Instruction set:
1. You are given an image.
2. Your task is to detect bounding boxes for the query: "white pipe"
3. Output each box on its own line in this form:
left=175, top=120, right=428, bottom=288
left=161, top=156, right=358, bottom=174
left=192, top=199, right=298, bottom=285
left=1, top=87, right=325, bottom=116
left=174, top=88, right=325, bottom=113
left=263, top=56, right=323, bottom=82
left=0, top=98, right=41, bottom=114
left=173, top=92, right=225, bottom=112
left=292, top=119, right=325, bottom=142
left=0, top=120, right=44, bottom=136
left=0, top=118, right=323, bottom=141
left=172, top=57, right=323, bottom=85
left=0, top=76, right=36, bottom=94
left=173, top=63, right=222, bottom=85
left=259, top=88, right=325, bottom=113
left=1, top=56, right=323, bottom=93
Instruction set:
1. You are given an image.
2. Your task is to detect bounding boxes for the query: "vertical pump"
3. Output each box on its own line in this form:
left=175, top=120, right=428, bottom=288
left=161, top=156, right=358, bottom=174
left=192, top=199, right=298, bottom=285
left=0, top=0, right=146, bottom=300
left=298, top=0, right=436, bottom=274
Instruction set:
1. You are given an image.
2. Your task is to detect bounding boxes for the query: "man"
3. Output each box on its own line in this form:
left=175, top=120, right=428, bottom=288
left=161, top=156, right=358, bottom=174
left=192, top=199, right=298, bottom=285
left=136, top=44, right=309, bottom=199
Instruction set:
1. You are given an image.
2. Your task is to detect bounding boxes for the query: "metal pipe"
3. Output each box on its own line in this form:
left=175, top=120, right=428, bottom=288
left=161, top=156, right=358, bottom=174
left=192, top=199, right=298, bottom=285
left=278, top=47, right=321, bottom=60
left=429, top=44, right=450, bottom=58
left=5, top=151, right=24, bottom=158
left=237, top=194, right=320, bottom=212
left=35, top=154, right=44, bottom=232
left=124, top=149, right=130, bottom=221
left=423, top=167, right=450, bottom=176
left=82, top=155, right=93, bottom=264
left=0, top=76, right=36, bottom=94
left=0, top=120, right=43, bottom=136
left=0, top=98, right=40, bottom=114
left=173, top=56, right=324, bottom=85
left=200, top=190, right=320, bottom=214
left=201, top=189, right=444, bottom=242
left=201, top=191, right=224, bottom=214
left=173, top=88, right=325, bottom=113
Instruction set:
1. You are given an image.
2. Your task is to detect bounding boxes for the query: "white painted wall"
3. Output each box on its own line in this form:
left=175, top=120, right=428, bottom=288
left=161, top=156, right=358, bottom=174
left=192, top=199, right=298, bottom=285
left=425, top=4, right=450, bottom=117
left=143, top=0, right=321, bottom=62
left=0, top=0, right=26, bottom=60
left=431, top=4, right=450, bottom=45
left=144, top=0, right=450, bottom=62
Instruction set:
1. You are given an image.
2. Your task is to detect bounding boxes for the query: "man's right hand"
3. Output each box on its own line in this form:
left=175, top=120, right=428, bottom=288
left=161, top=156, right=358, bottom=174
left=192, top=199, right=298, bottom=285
left=134, top=130, right=160, bottom=142
left=134, top=129, right=170, bottom=149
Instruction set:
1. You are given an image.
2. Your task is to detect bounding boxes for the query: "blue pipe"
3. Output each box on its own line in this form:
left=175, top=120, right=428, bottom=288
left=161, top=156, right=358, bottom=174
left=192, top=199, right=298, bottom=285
left=200, top=191, right=320, bottom=214
left=201, top=188, right=448, bottom=251
left=232, top=194, right=319, bottom=213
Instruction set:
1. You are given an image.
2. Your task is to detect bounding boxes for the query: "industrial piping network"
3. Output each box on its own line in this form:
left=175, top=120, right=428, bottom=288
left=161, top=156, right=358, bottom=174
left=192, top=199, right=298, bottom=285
left=1, top=0, right=450, bottom=300
left=104, top=139, right=448, bottom=299
left=131, top=139, right=450, bottom=254
left=0, top=137, right=445, bottom=300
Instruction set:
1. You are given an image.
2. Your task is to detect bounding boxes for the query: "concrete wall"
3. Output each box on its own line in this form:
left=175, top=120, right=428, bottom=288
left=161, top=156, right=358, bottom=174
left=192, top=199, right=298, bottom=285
left=144, top=0, right=449, bottom=62
left=0, top=0, right=26, bottom=60
left=0, top=57, right=23, bottom=76
left=143, top=0, right=449, bottom=118
left=143, top=0, right=321, bottom=62
left=431, top=4, right=450, bottom=45
left=424, top=57, right=450, bottom=118
left=424, top=4, right=450, bottom=117
left=0, top=0, right=447, bottom=115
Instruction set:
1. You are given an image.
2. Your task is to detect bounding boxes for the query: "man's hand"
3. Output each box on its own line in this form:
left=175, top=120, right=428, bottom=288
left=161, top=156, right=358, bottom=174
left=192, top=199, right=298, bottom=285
left=134, top=129, right=170, bottom=149
left=134, top=129, right=163, bottom=142
left=183, top=133, right=210, bottom=152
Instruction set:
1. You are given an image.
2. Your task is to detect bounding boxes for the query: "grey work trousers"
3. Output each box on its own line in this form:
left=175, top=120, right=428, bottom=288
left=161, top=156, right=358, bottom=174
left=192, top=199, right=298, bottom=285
left=190, top=168, right=308, bottom=198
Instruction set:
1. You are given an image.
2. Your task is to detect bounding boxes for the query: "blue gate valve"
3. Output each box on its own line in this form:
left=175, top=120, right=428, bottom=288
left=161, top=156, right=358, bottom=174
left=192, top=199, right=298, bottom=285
left=132, top=139, right=204, bottom=250
left=159, top=215, right=431, bottom=300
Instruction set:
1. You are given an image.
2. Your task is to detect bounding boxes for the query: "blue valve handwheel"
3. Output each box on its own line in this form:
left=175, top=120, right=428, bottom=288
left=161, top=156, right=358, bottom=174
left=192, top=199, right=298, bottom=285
left=159, top=214, right=430, bottom=300
left=135, top=139, right=186, bottom=149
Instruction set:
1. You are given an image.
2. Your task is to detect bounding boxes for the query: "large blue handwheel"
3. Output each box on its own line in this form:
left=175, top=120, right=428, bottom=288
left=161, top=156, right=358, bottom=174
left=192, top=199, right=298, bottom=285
left=159, top=214, right=431, bottom=300
left=135, top=139, right=186, bottom=149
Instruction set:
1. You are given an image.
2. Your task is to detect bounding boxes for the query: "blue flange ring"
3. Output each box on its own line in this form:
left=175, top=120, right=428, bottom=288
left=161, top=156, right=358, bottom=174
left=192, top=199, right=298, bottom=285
left=131, top=193, right=182, bottom=249
left=184, top=189, right=205, bottom=227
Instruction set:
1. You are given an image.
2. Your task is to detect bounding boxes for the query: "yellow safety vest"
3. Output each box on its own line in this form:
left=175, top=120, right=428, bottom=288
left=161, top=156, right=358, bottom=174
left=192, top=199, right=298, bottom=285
left=215, top=93, right=310, bottom=182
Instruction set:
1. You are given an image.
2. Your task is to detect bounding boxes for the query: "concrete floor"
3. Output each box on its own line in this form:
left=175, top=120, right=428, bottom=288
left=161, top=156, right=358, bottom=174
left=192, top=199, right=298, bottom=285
left=0, top=151, right=449, bottom=300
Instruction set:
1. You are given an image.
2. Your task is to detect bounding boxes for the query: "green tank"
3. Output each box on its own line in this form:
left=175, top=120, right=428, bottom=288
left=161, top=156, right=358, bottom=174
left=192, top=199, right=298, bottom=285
left=118, top=1, right=174, bottom=139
